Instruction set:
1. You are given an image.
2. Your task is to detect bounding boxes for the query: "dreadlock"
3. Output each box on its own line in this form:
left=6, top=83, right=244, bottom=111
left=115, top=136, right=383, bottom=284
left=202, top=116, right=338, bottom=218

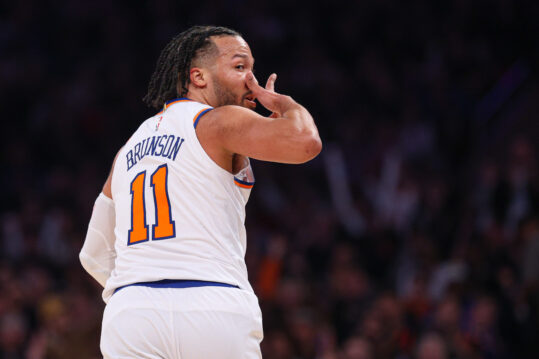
left=143, top=25, right=241, bottom=109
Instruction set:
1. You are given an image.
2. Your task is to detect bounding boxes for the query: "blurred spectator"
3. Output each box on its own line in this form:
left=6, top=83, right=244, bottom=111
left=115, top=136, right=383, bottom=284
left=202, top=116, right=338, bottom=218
left=0, top=310, right=28, bottom=358
left=415, top=332, right=447, bottom=359
left=341, top=336, right=372, bottom=359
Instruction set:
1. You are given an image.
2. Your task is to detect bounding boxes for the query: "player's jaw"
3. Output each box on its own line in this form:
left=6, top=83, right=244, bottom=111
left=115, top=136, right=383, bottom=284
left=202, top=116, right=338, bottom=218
left=219, top=84, right=256, bottom=109
left=212, top=79, right=256, bottom=109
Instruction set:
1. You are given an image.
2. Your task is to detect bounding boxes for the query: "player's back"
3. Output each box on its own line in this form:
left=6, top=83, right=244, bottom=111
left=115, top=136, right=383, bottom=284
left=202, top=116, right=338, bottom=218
left=103, top=98, right=255, bottom=301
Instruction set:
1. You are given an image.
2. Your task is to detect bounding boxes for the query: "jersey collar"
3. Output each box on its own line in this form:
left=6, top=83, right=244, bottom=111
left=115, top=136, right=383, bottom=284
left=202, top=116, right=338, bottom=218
left=163, top=97, right=193, bottom=110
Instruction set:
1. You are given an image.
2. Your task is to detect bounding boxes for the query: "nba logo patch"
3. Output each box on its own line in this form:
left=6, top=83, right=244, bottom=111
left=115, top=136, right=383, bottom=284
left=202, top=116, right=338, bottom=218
left=155, top=116, right=163, bottom=131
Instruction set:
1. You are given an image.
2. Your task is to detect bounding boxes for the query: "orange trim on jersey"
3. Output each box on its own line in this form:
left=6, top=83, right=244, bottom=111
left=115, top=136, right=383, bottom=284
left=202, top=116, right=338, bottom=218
left=164, top=99, right=193, bottom=110
left=155, top=98, right=194, bottom=116
left=234, top=178, right=254, bottom=189
left=192, top=108, right=213, bottom=129
left=193, top=108, right=208, bottom=124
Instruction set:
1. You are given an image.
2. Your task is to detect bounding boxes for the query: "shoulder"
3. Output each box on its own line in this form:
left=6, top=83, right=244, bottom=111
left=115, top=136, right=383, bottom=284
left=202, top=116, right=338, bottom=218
left=199, top=105, right=266, bottom=134
left=207, top=105, right=258, bottom=118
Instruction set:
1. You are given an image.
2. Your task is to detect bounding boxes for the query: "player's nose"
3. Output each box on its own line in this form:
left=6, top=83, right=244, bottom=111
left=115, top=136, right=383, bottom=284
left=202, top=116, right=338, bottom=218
left=245, top=71, right=258, bottom=84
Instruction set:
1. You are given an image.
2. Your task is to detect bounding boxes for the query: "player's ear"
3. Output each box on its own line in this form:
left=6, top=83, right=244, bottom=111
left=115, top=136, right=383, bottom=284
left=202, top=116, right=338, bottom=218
left=189, top=67, right=207, bottom=89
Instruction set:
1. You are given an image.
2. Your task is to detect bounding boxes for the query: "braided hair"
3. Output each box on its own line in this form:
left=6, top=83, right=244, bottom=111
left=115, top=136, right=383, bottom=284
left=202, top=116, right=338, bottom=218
left=143, top=25, right=241, bottom=109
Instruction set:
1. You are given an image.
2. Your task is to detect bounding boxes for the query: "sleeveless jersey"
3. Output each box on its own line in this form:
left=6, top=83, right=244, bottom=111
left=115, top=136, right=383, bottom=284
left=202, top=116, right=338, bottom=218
left=103, top=98, right=255, bottom=302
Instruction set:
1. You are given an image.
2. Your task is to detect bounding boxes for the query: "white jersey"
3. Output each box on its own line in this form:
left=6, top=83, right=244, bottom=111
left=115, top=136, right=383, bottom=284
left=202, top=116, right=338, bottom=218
left=103, top=98, right=255, bottom=302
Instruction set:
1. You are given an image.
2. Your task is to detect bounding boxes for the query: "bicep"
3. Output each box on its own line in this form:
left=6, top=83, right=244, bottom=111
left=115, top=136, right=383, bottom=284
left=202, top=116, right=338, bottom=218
left=201, top=106, right=318, bottom=164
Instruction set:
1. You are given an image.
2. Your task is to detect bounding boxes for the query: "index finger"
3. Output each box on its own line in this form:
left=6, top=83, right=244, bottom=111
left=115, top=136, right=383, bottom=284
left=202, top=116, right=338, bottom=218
left=245, top=72, right=264, bottom=94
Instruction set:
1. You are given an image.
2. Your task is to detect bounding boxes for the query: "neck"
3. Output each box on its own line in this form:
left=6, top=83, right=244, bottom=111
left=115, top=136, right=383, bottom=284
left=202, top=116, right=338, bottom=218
left=186, top=89, right=214, bottom=107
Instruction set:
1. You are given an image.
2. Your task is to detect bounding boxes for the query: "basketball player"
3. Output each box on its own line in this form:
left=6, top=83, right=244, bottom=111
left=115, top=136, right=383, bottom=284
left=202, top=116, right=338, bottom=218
left=79, top=25, right=321, bottom=358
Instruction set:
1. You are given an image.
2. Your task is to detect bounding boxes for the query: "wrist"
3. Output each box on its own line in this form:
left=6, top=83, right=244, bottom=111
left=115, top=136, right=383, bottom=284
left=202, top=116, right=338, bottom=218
left=278, top=96, right=301, bottom=115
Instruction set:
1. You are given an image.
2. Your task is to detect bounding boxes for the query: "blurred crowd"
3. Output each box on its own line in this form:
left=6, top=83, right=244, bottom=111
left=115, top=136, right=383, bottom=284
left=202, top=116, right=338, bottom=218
left=2, top=0, right=539, bottom=358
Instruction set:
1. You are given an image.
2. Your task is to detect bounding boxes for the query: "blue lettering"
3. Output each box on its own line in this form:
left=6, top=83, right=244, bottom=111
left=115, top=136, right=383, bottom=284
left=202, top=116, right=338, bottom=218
left=126, top=150, right=134, bottom=170
left=144, top=137, right=152, bottom=156
left=150, top=136, right=161, bottom=156
left=139, top=139, right=147, bottom=160
left=126, top=134, right=185, bottom=169
left=134, top=143, right=141, bottom=163
left=162, top=135, right=175, bottom=157
left=168, top=137, right=185, bottom=160
left=155, top=135, right=167, bottom=156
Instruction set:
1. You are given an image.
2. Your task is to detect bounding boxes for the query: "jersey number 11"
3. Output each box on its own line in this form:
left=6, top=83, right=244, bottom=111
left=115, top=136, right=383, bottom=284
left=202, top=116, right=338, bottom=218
left=128, top=164, right=176, bottom=245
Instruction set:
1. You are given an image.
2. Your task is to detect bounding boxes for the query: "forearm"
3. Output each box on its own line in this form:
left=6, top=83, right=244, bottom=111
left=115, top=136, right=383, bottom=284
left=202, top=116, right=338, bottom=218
left=80, top=192, right=117, bottom=287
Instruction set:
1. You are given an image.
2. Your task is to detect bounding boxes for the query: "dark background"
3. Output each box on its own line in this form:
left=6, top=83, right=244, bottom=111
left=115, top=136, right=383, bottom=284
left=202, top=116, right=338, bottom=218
left=2, top=0, right=539, bottom=358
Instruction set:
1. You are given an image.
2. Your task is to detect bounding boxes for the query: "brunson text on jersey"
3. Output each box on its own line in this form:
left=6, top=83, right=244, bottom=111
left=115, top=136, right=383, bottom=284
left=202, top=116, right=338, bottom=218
left=126, top=134, right=185, bottom=171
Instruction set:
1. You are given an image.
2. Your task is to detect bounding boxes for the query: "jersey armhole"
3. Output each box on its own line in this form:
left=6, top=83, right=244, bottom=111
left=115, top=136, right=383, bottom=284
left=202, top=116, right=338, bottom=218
left=193, top=108, right=213, bottom=129
left=191, top=107, right=237, bottom=177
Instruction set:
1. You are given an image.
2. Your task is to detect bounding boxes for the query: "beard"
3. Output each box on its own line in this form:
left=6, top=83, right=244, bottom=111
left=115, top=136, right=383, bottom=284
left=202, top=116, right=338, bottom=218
left=212, top=77, right=240, bottom=107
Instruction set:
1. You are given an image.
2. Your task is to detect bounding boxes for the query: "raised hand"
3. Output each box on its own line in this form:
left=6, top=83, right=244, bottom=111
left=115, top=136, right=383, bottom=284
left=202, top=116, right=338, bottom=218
left=264, top=74, right=279, bottom=118
left=246, top=72, right=289, bottom=118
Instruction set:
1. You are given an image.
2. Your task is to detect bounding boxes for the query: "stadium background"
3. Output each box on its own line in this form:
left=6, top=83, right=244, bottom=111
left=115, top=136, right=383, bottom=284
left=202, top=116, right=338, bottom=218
left=2, top=1, right=539, bottom=358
